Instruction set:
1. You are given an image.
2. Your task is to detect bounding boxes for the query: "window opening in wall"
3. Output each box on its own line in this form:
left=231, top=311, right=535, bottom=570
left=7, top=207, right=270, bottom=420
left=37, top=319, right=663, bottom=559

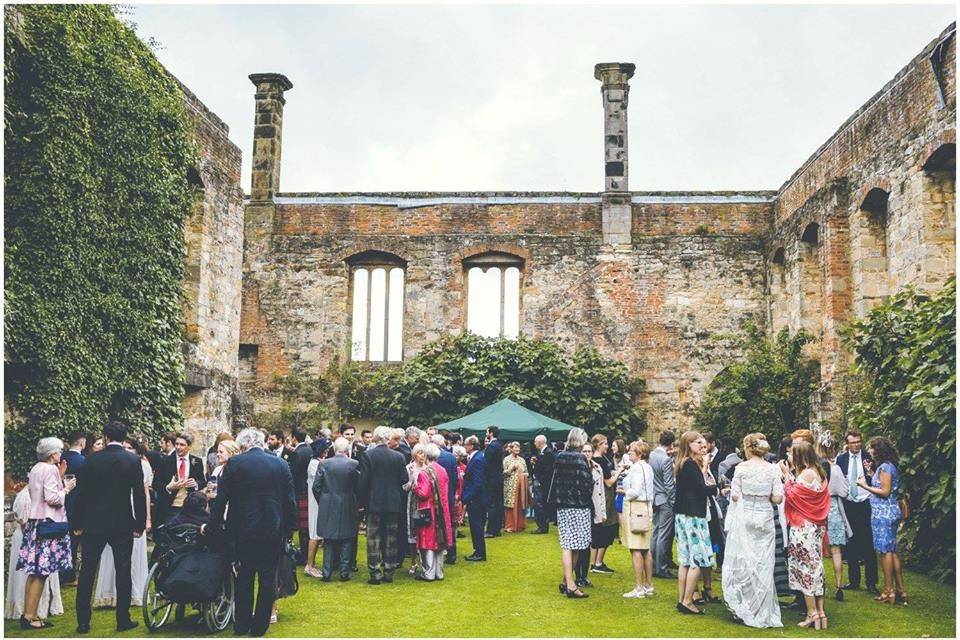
left=464, top=252, right=523, bottom=339
left=238, top=344, right=258, bottom=384
left=347, top=251, right=405, bottom=362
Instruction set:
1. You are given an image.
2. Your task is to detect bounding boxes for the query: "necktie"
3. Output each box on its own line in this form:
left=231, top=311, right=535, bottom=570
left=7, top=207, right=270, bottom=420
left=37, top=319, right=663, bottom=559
left=849, top=454, right=859, bottom=499
left=179, top=457, right=186, bottom=482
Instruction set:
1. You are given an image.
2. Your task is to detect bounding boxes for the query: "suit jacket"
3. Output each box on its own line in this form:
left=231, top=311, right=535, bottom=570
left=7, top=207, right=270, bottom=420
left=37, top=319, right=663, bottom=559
left=836, top=450, right=872, bottom=501
left=62, top=449, right=85, bottom=522
left=483, top=439, right=504, bottom=490
left=312, top=456, right=361, bottom=540
left=396, top=440, right=412, bottom=464
left=153, top=453, right=207, bottom=522
left=73, top=444, right=147, bottom=535
left=288, top=443, right=313, bottom=497
left=437, top=448, right=460, bottom=507
left=649, top=446, right=676, bottom=508
left=210, top=447, right=297, bottom=552
left=144, top=450, right=164, bottom=479
left=357, top=444, right=408, bottom=514
left=533, top=446, right=555, bottom=487
left=462, top=451, right=488, bottom=507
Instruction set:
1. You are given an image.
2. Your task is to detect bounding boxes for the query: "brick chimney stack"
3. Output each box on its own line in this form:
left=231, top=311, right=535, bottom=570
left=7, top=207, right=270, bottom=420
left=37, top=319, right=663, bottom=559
left=594, top=63, right=635, bottom=245
left=248, top=73, right=293, bottom=203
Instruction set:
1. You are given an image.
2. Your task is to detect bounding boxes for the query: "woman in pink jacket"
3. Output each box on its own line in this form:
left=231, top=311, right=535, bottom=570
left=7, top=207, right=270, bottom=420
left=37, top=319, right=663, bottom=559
left=18, top=437, right=77, bottom=630
left=413, top=443, right=453, bottom=581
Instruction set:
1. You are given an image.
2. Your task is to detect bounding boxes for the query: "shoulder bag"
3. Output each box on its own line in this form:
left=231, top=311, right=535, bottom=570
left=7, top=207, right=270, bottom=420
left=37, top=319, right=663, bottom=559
left=629, top=465, right=652, bottom=534
left=36, top=518, right=70, bottom=539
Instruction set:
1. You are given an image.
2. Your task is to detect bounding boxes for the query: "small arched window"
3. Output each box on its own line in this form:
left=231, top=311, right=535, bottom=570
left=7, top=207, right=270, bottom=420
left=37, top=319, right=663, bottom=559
left=347, top=251, right=406, bottom=362
left=463, top=252, right=523, bottom=339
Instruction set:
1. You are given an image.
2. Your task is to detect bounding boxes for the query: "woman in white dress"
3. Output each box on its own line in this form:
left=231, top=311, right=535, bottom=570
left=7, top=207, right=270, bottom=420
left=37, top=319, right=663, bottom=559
left=93, top=438, right=152, bottom=607
left=305, top=455, right=323, bottom=577
left=5, top=486, right=63, bottom=620
left=722, top=433, right=783, bottom=628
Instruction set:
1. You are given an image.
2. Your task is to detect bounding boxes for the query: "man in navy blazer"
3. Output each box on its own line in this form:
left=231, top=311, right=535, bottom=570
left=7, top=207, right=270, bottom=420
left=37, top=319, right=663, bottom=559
left=462, top=436, right=488, bottom=561
left=431, top=434, right=461, bottom=564
left=483, top=426, right=505, bottom=537
left=836, top=430, right=879, bottom=594
left=208, top=428, right=297, bottom=637
left=61, top=431, right=86, bottom=584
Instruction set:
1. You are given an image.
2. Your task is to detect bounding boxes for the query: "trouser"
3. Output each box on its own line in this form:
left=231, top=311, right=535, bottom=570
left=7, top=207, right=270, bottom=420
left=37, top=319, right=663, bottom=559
left=234, top=541, right=280, bottom=637
left=420, top=549, right=446, bottom=580
left=467, top=502, right=487, bottom=558
left=575, top=546, right=590, bottom=581
left=396, top=497, right=409, bottom=566
left=652, top=502, right=675, bottom=575
left=366, top=513, right=399, bottom=580
left=532, top=480, right=552, bottom=532
left=486, top=486, right=504, bottom=535
left=843, top=499, right=878, bottom=588
left=76, top=531, right=134, bottom=628
left=60, top=530, right=80, bottom=583
left=350, top=533, right=359, bottom=570
left=322, top=538, right=353, bottom=579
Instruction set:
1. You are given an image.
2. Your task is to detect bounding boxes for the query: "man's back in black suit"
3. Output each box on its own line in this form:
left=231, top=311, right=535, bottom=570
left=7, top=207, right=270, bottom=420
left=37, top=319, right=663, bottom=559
left=73, top=430, right=147, bottom=632
left=358, top=444, right=407, bottom=514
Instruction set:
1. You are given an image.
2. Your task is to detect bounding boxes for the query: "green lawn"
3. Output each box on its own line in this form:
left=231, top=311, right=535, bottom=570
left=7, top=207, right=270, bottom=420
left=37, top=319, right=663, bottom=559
left=5, top=523, right=955, bottom=637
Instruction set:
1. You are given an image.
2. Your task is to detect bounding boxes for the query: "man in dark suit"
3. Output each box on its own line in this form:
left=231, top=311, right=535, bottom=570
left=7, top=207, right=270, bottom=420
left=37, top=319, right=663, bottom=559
left=208, top=428, right=296, bottom=637
left=312, top=437, right=360, bottom=581
left=357, top=426, right=408, bottom=584
left=483, top=426, right=505, bottom=537
left=73, top=421, right=146, bottom=634
left=153, top=432, right=206, bottom=523
left=836, top=429, right=879, bottom=594
left=531, top=434, right=555, bottom=534
left=462, top=436, right=488, bottom=561
left=60, top=431, right=86, bottom=585
left=431, top=434, right=460, bottom=563
left=287, top=427, right=313, bottom=564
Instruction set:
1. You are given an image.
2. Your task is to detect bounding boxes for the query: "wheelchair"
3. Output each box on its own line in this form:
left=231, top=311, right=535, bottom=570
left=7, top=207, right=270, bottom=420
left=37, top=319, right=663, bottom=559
left=142, top=523, right=234, bottom=632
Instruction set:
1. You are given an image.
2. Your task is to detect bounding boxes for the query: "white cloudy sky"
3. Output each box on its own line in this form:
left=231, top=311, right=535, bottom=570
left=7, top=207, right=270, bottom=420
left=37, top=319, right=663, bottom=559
left=131, top=3, right=955, bottom=194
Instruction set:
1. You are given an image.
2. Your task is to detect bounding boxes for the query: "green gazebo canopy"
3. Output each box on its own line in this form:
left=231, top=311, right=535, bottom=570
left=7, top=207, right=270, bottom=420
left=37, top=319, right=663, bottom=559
left=434, top=398, right=573, bottom=442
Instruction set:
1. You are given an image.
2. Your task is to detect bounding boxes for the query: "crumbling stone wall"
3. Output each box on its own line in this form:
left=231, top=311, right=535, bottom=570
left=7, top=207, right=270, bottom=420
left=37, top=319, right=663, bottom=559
left=177, top=83, right=245, bottom=452
left=769, top=23, right=956, bottom=424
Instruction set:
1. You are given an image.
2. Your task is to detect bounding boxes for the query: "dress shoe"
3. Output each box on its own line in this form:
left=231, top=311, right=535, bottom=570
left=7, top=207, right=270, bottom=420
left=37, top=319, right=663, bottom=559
left=367, top=578, right=381, bottom=585
left=381, top=575, right=394, bottom=583
left=483, top=533, right=495, bottom=538
left=117, top=620, right=139, bottom=632
left=321, top=575, right=332, bottom=582
left=76, top=624, right=91, bottom=634
left=465, top=554, right=486, bottom=561
left=340, top=573, right=350, bottom=582
left=867, top=586, right=881, bottom=596
left=575, top=578, right=593, bottom=588
left=841, top=583, right=859, bottom=590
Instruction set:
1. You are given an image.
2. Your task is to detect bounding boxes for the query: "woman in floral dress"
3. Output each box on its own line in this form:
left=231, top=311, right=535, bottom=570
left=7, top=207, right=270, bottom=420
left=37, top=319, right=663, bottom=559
left=781, top=441, right=830, bottom=630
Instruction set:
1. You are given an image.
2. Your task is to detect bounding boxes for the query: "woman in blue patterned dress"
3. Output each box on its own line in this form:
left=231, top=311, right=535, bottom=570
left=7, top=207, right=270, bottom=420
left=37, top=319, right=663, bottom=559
left=674, top=431, right=716, bottom=615
left=855, top=436, right=906, bottom=605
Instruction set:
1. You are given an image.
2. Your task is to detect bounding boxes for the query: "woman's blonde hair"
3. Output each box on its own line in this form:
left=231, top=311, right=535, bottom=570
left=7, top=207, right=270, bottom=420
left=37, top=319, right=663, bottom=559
left=218, top=439, right=240, bottom=458
left=590, top=434, right=607, bottom=449
left=742, top=432, right=770, bottom=459
left=674, top=430, right=702, bottom=477
left=629, top=440, right=651, bottom=460
left=791, top=440, right=826, bottom=482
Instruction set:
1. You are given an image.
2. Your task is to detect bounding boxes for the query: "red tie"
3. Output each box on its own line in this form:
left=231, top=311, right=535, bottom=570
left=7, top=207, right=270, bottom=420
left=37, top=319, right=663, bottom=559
left=178, top=457, right=186, bottom=481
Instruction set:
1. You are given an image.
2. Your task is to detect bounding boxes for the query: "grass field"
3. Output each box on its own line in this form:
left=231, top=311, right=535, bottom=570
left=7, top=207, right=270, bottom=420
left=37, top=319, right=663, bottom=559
left=5, top=522, right=955, bottom=638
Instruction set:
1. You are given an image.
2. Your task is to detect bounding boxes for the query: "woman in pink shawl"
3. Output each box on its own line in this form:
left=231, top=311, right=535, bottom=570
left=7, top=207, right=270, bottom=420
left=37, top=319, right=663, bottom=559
left=780, top=441, right=831, bottom=631
left=414, top=443, right=453, bottom=581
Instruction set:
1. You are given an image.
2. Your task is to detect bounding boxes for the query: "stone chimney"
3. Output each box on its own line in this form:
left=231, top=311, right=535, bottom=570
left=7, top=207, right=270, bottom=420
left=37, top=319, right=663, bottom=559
left=594, top=63, right=635, bottom=245
left=248, top=73, right=293, bottom=203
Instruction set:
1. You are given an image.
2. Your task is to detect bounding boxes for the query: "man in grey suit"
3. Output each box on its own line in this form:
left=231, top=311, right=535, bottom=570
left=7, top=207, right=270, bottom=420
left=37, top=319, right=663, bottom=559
left=649, top=430, right=677, bottom=578
left=312, top=437, right=361, bottom=581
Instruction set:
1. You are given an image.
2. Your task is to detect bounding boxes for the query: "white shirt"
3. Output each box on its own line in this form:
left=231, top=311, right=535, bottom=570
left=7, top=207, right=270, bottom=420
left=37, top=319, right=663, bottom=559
left=623, top=460, right=655, bottom=502
left=846, top=452, right=869, bottom=503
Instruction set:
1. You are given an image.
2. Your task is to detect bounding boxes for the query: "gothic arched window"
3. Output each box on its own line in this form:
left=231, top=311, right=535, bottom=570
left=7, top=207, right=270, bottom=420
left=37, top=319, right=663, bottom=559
left=463, top=252, right=523, bottom=339
left=347, top=251, right=406, bottom=362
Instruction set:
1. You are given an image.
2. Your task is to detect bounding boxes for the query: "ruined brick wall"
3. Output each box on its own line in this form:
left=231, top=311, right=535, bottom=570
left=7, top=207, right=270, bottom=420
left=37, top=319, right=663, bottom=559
left=240, top=193, right=772, bottom=435
left=769, top=24, right=956, bottom=423
left=177, top=83, right=245, bottom=452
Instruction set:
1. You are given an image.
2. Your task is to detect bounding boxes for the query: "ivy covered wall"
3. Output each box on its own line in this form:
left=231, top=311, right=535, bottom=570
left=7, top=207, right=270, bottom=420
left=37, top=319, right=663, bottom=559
left=4, top=5, right=197, bottom=475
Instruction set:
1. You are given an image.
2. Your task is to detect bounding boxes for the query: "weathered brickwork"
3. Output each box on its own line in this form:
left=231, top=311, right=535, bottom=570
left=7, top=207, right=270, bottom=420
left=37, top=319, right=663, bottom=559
left=768, top=24, right=956, bottom=424
left=234, top=24, right=955, bottom=436
left=176, top=83, right=245, bottom=452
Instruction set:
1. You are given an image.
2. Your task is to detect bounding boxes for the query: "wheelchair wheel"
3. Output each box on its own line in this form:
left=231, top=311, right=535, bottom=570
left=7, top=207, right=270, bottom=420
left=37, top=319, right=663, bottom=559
left=202, top=566, right=235, bottom=632
left=142, top=563, right=173, bottom=631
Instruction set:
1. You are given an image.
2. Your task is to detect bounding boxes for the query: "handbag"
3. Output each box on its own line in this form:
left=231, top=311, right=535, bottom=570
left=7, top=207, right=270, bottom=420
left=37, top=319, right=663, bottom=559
left=276, top=540, right=299, bottom=598
left=36, top=518, right=69, bottom=539
left=629, top=503, right=651, bottom=534
left=413, top=507, right=432, bottom=528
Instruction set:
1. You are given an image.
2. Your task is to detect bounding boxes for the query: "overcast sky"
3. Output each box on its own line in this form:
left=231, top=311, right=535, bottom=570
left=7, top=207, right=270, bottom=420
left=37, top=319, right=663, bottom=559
left=131, top=4, right=955, bottom=194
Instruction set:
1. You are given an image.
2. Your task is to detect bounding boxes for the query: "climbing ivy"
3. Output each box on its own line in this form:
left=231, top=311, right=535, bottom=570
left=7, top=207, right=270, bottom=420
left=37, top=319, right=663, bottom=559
left=4, top=5, right=197, bottom=475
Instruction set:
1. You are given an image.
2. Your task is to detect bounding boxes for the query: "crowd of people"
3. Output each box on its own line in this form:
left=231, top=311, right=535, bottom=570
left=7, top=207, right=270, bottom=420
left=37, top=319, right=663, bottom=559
left=6, top=416, right=909, bottom=635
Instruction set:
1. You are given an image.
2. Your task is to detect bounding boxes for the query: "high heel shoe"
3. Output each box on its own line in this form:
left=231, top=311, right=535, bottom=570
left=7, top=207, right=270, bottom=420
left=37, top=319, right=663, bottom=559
left=797, top=614, right=821, bottom=629
left=873, top=590, right=896, bottom=604
left=895, top=591, right=909, bottom=606
left=565, top=587, right=588, bottom=598
left=559, top=582, right=568, bottom=595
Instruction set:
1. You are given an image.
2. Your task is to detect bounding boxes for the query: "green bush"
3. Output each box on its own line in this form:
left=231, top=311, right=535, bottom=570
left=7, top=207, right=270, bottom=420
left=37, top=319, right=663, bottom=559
left=4, top=5, right=196, bottom=475
left=692, top=324, right=821, bottom=443
left=844, top=277, right=956, bottom=582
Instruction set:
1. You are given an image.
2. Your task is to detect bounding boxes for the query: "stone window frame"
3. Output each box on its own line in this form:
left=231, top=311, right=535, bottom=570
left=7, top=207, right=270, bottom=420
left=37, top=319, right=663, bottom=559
left=462, top=251, right=525, bottom=340
left=346, top=250, right=407, bottom=363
